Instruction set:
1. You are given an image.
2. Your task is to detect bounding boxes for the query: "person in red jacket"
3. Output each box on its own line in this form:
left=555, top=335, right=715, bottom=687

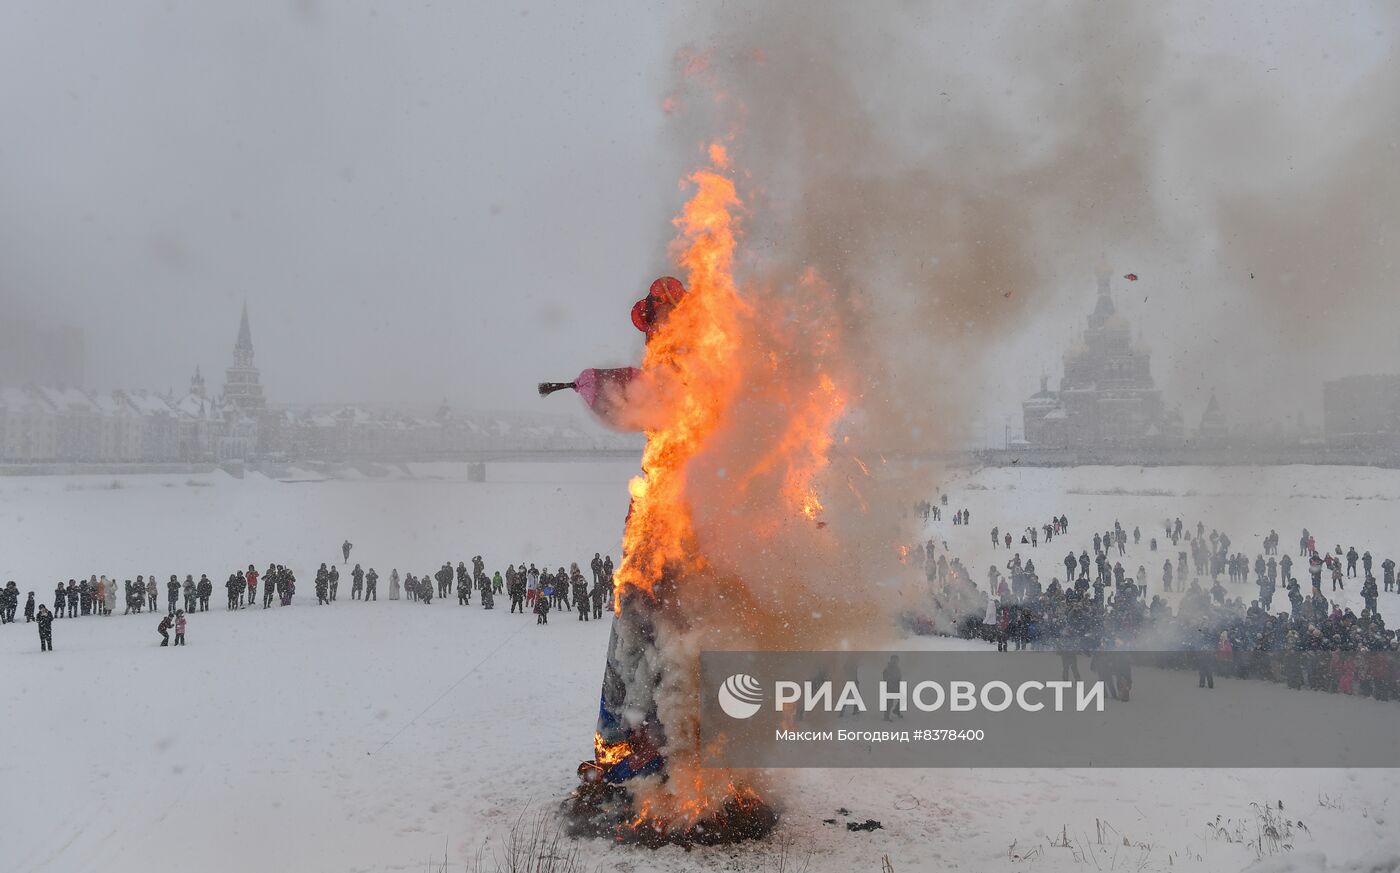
left=246, top=565, right=259, bottom=606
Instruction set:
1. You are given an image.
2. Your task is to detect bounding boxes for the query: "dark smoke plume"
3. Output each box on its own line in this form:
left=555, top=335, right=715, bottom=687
left=664, top=0, right=1397, bottom=434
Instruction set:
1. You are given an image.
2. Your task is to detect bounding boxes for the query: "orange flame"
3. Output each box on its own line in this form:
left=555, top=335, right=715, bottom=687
left=608, top=137, right=856, bottom=833
left=594, top=733, right=632, bottom=767
left=614, top=147, right=854, bottom=598
left=614, top=165, right=746, bottom=600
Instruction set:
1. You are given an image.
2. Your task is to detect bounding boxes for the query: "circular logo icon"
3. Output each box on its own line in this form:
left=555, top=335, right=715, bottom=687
left=718, top=673, right=764, bottom=719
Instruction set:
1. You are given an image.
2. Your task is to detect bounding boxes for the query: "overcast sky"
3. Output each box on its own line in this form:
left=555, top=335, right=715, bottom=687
left=1, top=2, right=1394, bottom=443
left=0, top=1, right=685, bottom=409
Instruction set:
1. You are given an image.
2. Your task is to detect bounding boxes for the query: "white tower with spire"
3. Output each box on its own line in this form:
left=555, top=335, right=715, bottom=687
left=222, top=304, right=266, bottom=413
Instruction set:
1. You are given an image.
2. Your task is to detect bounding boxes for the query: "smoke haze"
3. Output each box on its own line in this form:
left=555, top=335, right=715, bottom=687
left=665, top=1, right=1398, bottom=443
left=0, top=1, right=1393, bottom=438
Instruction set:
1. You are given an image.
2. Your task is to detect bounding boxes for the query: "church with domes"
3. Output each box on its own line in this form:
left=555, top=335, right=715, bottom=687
left=1022, top=271, right=1183, bottom=449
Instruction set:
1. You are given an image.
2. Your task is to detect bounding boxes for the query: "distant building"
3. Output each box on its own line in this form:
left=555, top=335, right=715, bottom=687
left=37, top=386, right=104, bottom=461
left=1022, top=271, right=1181, bottom=448
left=171, top=366, right=223, bottom=461
left=0, top=383, right=218, bottom=463
left=1323, top=375, right=1400, bottom=449
left=0, top=381, right=633, bottom=464
left=120, top=389, right=181, bottom=460
left=0, top=387, right=58, bottom=461
left=0, top=305, right=634, bottom=464
left=1197, top=391, right=1229, bottom=442
left=1022, top=374, right=1066, bottom=447
left=222, top=304, right=266, bottom=414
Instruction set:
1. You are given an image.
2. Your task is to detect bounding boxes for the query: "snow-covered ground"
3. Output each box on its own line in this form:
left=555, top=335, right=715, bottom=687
left=2, top=462, right=1395, bottom=873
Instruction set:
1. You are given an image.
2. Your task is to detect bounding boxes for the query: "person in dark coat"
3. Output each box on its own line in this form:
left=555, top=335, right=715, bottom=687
left=25, top=591, right=36, bottom=622
left=36, top=604, right=54, bottom=651
left=342, top=539, right=353, bottom=564
left=168, top=575, right=180, bottom=615
left=1196, top=628, right=1215, bottom=689
left=1090, top=650, right=1119, bottom=699
left=364, top=568, right=378, bottom=601
left=573, top=574, right=590, bottom=621
left=157, top=613, right=173, bottom=647
left=55, top=581, right=69, bottom=618
left=328, top=565, right=340, bottom=601
left=5, top=581, right=22, bottom=621
left=559, top=566, right=577, bottom=611
left=1362, top=574, right=1379, bottom=613
left=590, top=553, right=604, bottom=587
left=183, top=575, right=197, bottom=613
left=1, top=581, right=17, bottom=623
left=533, top=590, right=550, bottom=624
left=457, top=568, right=471, bottom=605
left=479, top=571, right=495, bottom=609
left=508, top=571, right=525, bottom=614
left=1287, top=581, right=1304, bottom=616
left=315, top=571, right=329, bottom=605
left=419, top=572, right=433, bottom=604
left=590, top=576, right=607, bottom=620
left=881, top=655, right=904, bottom=721
left=351, top=564, right=364, bottom=600
left=197, top=574, right=213, bottom=611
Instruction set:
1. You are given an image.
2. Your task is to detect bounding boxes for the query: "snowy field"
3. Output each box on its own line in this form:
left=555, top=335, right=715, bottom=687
left=2, top=462, right=1397, bottom=873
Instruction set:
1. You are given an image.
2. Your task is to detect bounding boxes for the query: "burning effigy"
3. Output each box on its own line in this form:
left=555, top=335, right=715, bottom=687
left=542, top=141, right=911, bottom=846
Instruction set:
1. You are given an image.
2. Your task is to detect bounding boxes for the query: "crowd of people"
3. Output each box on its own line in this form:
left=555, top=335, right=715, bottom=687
left=13, top=491, right=1400, bottom=706
left=2, top=545, right=618, bottom=651
left=919, top=513, right=1399, bottom=702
